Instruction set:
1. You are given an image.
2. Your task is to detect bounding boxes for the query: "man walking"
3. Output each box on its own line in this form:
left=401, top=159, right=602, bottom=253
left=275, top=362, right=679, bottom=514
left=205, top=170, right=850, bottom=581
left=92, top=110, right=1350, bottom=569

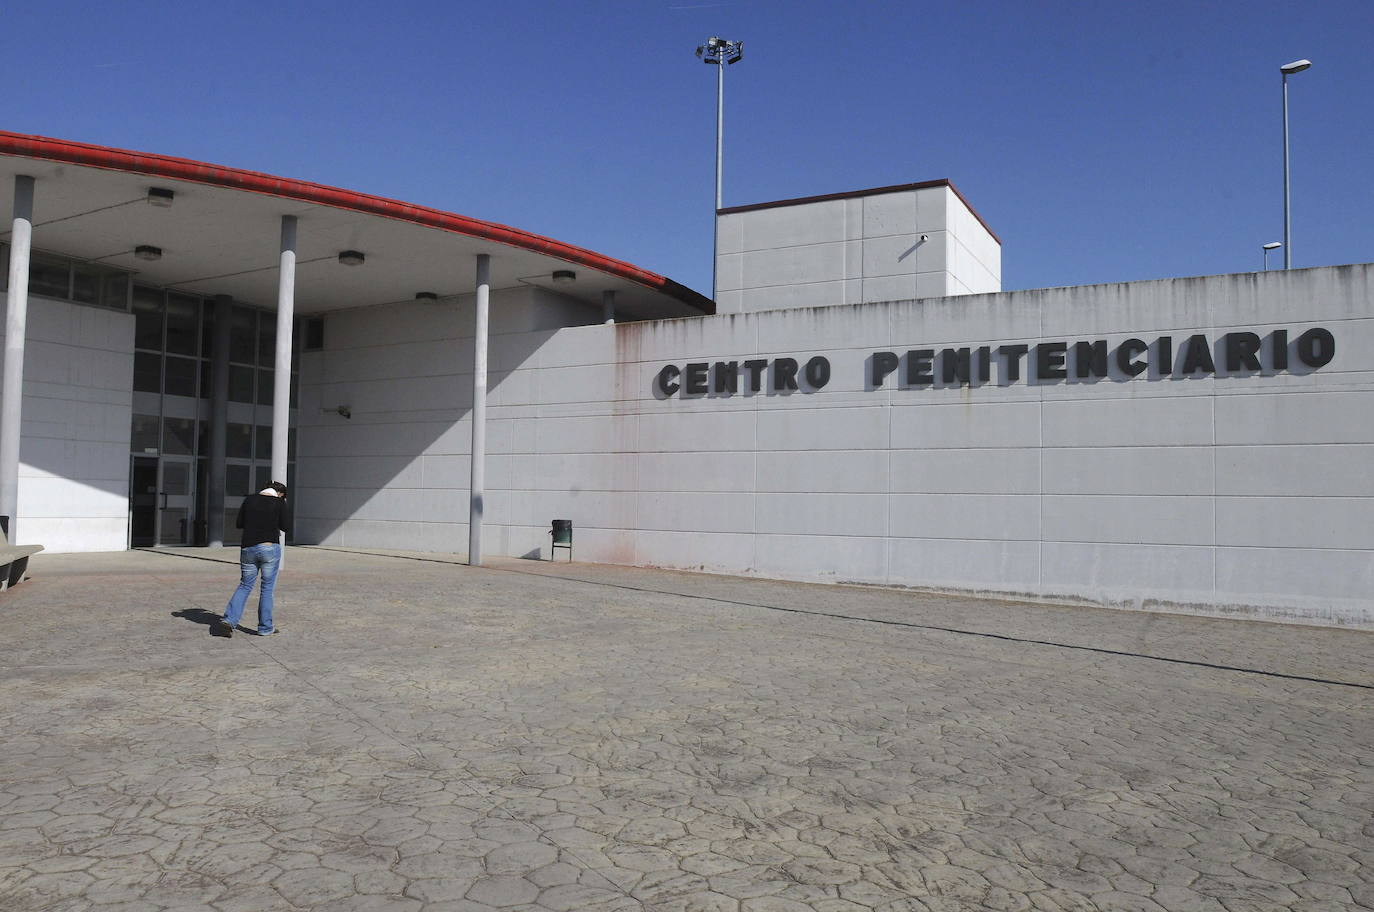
left=216, top=482, right=290, bottom=638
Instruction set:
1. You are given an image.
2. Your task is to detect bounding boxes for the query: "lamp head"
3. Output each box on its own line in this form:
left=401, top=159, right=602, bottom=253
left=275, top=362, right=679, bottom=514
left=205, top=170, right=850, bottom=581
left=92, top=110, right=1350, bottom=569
left=1262, top=242, right=1282, bottom=251
left=697, top=36, right=741, bottom=65
left=1280, top=59, right=1312, bottom=75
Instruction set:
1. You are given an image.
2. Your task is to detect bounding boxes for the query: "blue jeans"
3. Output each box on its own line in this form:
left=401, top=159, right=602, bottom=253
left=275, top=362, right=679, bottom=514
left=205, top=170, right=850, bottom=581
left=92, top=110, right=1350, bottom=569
left=223, top=543, right=280, bottom=634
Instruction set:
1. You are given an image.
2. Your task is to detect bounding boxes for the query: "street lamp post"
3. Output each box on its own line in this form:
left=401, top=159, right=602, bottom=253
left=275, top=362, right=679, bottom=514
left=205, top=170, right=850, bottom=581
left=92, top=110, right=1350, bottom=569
left=1280, top=58, right=1311, bottom=270
left=1262, top=241, right=1282, bottom=271
left=696, top=36, right=743, bottom=300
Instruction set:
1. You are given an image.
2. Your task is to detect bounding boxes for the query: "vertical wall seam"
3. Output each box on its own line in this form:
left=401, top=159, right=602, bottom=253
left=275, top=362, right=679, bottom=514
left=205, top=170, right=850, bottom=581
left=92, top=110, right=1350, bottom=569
left=1037, top=287, right=1045, bottom=589
left=884, top=296, right=894, bottom=587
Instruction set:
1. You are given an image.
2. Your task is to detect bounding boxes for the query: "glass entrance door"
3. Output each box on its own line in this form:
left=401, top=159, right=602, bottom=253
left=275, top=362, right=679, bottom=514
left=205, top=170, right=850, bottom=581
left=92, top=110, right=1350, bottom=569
left=158, top=457, right=195, bottom=545
left=130, top=456, right=158, bottom=547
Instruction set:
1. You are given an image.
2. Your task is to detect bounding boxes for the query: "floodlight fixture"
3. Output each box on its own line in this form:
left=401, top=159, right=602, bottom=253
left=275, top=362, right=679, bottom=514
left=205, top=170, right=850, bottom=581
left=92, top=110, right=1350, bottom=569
left=696, top=36, right=742, bottom=65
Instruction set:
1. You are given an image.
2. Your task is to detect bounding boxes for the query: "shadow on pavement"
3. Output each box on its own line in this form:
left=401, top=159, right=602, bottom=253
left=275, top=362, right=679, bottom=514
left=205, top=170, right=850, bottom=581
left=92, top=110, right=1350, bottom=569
left=172, top=607, right=232, bottom=637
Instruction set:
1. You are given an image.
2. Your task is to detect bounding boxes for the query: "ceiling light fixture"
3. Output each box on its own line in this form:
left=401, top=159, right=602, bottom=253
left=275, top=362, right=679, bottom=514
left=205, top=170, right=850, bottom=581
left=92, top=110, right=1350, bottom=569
left=415, top=292, right=439, bottom=303
left=338, top=250, right=365, bottom=266
left=147, top=188, right=175, bottom=208
left=552, top=269, right=576, bottom=284
left=134, top=245, right=162, bottom=261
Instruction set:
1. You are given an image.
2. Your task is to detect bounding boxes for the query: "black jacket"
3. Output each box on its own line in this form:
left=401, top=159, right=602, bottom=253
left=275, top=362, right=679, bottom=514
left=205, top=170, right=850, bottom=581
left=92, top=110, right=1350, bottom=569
left=236, top=493, right=289, bottom=547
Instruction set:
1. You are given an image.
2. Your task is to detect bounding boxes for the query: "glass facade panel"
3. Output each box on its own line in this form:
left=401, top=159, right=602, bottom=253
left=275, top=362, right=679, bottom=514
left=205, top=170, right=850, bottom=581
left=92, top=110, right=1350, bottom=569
left=29, top=252, right=70, bottom=299
left=162, top=418, right=196, bottom=456
left=164, top=356, right=198, bottom=398
left=103, top=272, right=129, bottom=310
left=165, top=294, right=200, bottom=356
left=226, top=464, right=250, bottom=497
left=230, top=306, right=256, bottom=364
left=5, top=250, right=129, bottom=309
left=159, top=508, right=189, bottom=545
left=133, top=287, right=163, bottom=350
left=200, top=305, right=214, bottom=363
left=69, top=262, right=129, bottom=308
left=123, top=289, right=294, bottom=546
left=131, top=414, right=160, bottom=453
left=227, top=423, right=253, bottom=459
left=229, top=365, right=254, bottom=403
left=133, top=352, right=161, bottom=394
left=258, top=321, right=276, bottom=367
left=162, top=460, right=191, bottom=495
left=71, top=264, right=99, bottom=304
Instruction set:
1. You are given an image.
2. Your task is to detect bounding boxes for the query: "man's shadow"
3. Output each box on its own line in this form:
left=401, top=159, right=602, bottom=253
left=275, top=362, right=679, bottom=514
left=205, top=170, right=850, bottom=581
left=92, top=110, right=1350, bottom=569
left=172, top=608, right=233, bottom=637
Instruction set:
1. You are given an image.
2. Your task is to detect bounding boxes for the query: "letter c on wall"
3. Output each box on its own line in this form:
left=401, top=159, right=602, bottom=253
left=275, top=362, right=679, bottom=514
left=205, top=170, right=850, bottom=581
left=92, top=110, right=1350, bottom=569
left=655, top=364, right=681, bottom=396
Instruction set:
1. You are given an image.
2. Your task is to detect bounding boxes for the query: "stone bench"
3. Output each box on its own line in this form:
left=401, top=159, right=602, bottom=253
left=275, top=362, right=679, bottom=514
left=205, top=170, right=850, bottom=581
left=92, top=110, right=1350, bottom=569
left=0, top=525, right=43, bottom=589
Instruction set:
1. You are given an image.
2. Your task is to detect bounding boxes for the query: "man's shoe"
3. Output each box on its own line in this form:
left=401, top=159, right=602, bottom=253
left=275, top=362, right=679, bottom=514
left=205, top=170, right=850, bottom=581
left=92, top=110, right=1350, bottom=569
left=257, top=628, right=279, bottom=637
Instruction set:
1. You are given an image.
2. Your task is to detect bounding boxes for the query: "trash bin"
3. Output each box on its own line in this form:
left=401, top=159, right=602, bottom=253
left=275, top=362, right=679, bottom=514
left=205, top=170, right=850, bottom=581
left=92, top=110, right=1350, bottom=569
left=550, top=519, right=572, bottom=561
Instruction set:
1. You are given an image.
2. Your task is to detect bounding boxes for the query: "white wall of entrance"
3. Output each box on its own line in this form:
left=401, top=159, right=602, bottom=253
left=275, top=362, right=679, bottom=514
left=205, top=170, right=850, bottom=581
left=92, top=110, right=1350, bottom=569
left=295, top=264, right=1374, bottom=627
left=0, top=296, right=133, bottom=550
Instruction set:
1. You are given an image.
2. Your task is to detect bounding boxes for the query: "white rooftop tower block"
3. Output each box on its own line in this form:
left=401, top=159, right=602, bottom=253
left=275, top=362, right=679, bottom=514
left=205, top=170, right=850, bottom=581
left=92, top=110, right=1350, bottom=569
left=714, top=180, right=1000, bottom=313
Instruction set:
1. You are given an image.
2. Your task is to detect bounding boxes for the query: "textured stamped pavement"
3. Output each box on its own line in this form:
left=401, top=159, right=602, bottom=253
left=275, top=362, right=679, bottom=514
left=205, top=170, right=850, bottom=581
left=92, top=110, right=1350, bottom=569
left=0, top=547, right=1371, bottom=912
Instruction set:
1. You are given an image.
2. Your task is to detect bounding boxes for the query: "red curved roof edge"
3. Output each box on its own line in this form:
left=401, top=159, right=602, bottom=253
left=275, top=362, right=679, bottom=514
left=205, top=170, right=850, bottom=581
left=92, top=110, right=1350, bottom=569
left=0, top=130, right=715, bottom=316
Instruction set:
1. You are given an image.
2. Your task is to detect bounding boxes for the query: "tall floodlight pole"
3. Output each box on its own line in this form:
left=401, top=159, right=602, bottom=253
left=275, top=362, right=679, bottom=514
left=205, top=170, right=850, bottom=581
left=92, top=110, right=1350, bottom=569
left=696, top=36, right=743, bottom=300
left=1280, top=59, right=1311, bottom=270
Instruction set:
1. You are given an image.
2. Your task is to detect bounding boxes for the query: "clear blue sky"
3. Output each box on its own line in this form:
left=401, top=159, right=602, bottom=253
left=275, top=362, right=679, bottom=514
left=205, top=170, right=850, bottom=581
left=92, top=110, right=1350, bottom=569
left=6, top=0, right=1372, bottom=295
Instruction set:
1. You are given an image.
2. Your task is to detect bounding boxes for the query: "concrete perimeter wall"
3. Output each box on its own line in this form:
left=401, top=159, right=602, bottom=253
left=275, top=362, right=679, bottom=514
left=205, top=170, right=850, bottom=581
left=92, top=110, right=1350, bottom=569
left=0, top=296, right=133, bottom=551
left=297, top=264, right=1374, bottom=627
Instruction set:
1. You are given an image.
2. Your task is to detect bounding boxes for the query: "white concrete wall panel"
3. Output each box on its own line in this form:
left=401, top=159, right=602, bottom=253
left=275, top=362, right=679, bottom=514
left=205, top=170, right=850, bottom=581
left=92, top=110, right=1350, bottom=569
left=1216, top=445, right=1374, bottom=497
left=887, top=538, right=1041, bottom=591
left=1, top=297, right=133, bottom=552
left=1040, top=542, right=1216, bottom=606
left=297, top=264, right=1374, bottom=626
left=890, top=449, right=1040, bottom=495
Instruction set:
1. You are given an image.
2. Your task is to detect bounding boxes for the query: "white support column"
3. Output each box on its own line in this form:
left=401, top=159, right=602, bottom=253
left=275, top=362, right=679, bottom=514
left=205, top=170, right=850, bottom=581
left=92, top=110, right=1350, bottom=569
left=271, top=216, right=297, bottom=543
left=0, top=176, right=35, bottom=541
left=602, top=289, right=616, bottom=325
left=468, top=253, right=490, bottom=565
